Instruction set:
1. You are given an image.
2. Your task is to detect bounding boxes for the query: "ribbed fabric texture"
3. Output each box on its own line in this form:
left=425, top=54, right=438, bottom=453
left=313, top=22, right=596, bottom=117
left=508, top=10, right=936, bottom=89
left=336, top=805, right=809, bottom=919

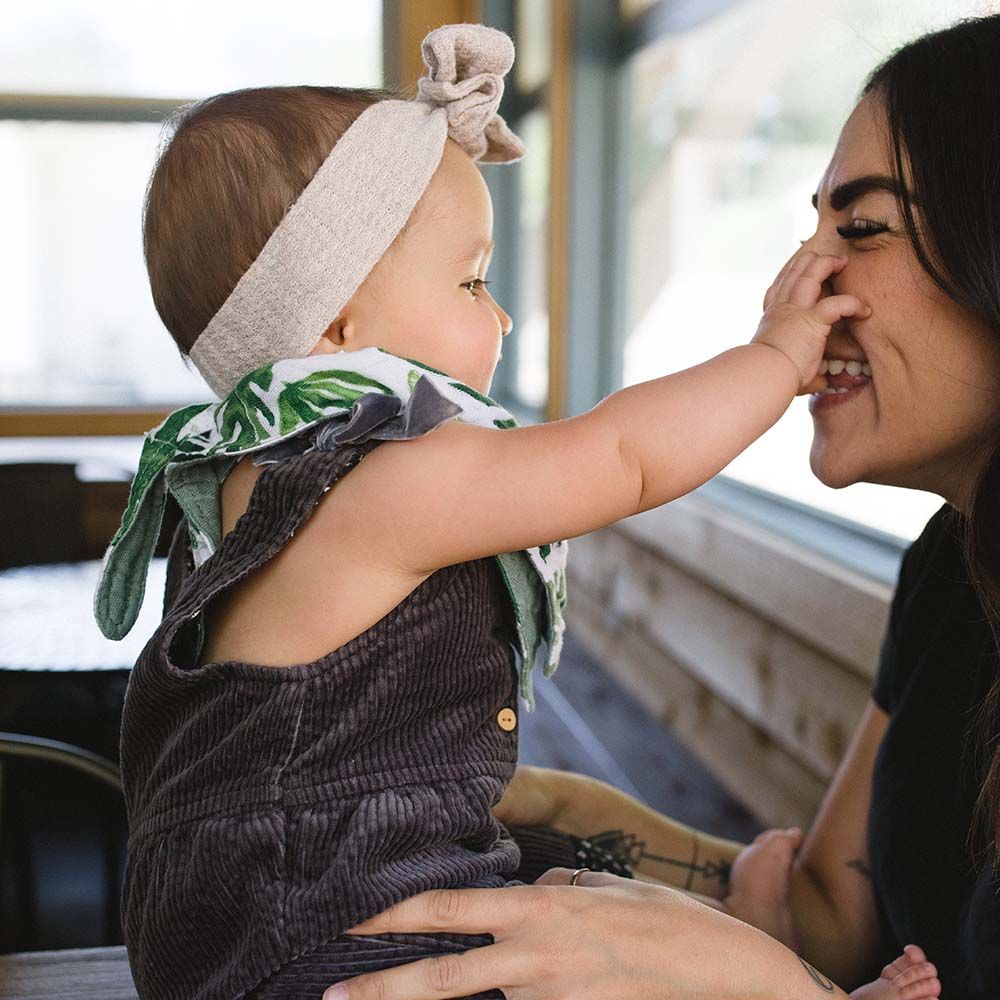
left=120, top=441, right=529, bottom=1000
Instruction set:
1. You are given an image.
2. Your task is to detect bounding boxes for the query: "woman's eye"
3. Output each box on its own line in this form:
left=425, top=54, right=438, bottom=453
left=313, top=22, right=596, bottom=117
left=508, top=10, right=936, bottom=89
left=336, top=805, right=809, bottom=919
left=462, top=278, right=491, bottom=296
left=836, top=218, right=890, bottom=240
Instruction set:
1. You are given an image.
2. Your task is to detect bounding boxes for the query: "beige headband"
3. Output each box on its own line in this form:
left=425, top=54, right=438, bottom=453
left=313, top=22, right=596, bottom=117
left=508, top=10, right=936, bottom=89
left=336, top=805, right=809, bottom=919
left=189, top=22, right=525, bottom=398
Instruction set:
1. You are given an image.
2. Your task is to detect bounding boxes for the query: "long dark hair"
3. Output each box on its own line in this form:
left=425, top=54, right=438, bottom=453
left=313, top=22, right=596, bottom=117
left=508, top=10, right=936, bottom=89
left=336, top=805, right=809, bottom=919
left=861, top=14, right=1000, bottom=870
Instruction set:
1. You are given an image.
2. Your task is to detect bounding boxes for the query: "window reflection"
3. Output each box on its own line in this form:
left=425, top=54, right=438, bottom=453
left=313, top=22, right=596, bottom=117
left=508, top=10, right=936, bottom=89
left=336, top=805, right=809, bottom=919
left=2, top=2, right=382, bottom=407
left=623, top=0, right=994, bottom=538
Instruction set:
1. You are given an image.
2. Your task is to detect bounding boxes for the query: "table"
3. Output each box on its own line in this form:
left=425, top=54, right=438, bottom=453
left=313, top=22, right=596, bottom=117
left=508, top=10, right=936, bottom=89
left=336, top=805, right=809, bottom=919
left=0, top=945, right=137, bottom=999
left=0, top=558, right=167, bottom=673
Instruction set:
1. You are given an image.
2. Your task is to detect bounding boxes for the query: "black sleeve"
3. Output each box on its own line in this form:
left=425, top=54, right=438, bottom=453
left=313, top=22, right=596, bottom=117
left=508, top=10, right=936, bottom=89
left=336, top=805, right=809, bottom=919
left=871, top=503, right=954, bottom=714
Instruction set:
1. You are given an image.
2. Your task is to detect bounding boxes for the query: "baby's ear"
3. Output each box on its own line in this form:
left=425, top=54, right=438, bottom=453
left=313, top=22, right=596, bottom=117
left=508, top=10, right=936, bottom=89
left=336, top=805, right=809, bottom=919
left=312, top=314, right=352, bottom=353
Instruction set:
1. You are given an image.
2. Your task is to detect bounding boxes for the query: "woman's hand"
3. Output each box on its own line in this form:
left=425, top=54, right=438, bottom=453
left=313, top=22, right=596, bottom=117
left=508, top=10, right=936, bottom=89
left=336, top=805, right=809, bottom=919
left=321, top=869, right=850, bottom=1000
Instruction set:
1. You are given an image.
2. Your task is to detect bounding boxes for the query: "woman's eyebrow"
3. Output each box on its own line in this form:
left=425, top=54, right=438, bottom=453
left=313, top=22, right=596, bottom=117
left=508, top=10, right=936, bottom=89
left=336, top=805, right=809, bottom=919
left=450, top=238, right=495, bottom=265
left=811, top=174, right=916, bottom=211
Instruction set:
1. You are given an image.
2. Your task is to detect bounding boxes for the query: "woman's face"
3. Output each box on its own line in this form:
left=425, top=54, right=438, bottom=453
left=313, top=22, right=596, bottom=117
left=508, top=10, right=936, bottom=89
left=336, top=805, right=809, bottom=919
left=803, top=91, right=1000, bottom=508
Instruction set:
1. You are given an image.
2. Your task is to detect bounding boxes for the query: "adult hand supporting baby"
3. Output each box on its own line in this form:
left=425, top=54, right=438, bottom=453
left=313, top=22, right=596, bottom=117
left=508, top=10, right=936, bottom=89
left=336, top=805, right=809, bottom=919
left=321, top=870, right=852, bottom=1000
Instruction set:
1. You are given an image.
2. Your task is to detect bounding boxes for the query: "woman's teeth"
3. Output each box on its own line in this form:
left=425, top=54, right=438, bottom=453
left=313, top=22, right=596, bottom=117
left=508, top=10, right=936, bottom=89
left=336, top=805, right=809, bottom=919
left=820, top=359, right=872, bottom=377
left=816, top=357, right=872, bottom=396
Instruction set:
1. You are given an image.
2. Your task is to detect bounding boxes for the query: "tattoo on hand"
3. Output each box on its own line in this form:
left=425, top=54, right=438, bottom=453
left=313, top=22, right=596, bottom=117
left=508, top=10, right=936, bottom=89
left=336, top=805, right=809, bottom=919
left=846, top=857, right=872, bottom=880
left=800, top=959, right=835, bottom=992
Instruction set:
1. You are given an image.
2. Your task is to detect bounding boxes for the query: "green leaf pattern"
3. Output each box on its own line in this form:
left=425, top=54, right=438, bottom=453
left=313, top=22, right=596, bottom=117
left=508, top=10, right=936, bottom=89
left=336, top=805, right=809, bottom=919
left=94, top=347, right=568, bottom=704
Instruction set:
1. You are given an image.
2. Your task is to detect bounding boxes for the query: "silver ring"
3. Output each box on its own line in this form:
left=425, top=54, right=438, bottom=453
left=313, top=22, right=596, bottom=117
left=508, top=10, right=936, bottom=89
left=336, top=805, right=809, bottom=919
left=569, top=866, right=591, bottom=886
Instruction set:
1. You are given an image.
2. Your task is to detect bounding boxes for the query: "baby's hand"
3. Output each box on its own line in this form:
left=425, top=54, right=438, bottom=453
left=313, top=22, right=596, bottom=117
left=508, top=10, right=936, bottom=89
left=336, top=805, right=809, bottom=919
left=850, top=944, right=941, bottom=1000
left=752, top=250, right=871, bottom=394
left=723, top=827, right=802, bottom=951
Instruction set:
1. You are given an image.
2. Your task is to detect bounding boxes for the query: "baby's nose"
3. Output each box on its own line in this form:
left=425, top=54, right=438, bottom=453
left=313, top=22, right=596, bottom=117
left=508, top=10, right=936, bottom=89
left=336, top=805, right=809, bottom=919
left=496, top=304, right=513, bottom=336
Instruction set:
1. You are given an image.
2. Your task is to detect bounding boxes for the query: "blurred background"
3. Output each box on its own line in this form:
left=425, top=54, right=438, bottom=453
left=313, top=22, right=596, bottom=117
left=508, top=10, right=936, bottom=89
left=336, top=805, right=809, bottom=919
left=1, top=0, right=994, bottom=977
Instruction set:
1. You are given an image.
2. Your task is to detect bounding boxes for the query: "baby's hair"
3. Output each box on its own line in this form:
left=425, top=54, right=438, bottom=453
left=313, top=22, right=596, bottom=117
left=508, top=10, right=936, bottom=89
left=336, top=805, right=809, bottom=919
left=143, top=83, right=416, bottom=359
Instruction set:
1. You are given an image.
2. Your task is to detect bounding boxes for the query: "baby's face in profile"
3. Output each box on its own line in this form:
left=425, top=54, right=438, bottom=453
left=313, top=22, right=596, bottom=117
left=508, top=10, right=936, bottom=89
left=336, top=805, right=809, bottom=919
left=311, top=139, right=512, bottom=395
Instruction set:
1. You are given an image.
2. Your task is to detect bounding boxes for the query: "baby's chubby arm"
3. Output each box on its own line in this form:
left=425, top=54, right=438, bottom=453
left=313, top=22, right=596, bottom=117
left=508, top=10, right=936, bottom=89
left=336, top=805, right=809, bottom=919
left=356, top=251, right=869, bottom=573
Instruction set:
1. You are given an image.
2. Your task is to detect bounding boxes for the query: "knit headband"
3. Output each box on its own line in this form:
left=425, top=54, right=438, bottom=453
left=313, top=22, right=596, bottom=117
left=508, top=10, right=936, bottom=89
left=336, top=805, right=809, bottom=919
left=188, top=23, right=525, bottom=398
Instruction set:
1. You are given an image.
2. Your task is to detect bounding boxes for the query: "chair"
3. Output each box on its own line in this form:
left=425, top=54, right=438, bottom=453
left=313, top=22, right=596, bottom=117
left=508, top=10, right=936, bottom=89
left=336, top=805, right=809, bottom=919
left=0, top=733, right=124, bottom=953
left=0, top=464, right=88, bottom=569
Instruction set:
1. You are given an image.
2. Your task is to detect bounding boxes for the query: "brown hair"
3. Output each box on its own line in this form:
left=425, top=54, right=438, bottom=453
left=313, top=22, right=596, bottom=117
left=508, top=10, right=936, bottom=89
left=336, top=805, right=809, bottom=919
left=142, top=84, right=408, bottom=358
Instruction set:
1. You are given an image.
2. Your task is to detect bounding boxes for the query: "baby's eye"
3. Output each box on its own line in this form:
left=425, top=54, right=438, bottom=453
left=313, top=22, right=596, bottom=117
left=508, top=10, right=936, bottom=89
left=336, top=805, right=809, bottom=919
left=836, top=218, right=890, bottom=240
left=462, top=278, right=491, bottom=296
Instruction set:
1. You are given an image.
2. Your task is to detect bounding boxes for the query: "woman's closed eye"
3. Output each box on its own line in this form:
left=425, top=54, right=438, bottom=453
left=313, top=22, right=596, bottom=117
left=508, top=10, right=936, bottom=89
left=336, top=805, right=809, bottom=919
left=462, top=278, right=492, bottom=297
left=836, top=217, right=890, bottom=239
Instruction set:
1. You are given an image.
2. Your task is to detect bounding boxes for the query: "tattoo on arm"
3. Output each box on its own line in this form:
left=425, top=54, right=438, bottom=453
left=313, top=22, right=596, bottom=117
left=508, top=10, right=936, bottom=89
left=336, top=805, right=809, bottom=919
left=579, top=828, right=733, bottom=888
left=634, top=832, right=732, bottom=888
left=846, top=857, right=872, bottom=880
left=799, top=958, right=835, bottom=992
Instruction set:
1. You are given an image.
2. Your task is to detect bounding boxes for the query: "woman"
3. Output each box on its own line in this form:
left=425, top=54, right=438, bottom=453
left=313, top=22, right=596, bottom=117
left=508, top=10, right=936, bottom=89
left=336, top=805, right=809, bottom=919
left=320, top=14, right=1000, bottom=999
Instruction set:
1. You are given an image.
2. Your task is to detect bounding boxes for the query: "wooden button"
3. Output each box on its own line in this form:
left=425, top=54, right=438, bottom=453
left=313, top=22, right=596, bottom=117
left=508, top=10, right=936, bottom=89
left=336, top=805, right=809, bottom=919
left=497, top=708, right=517, bottom=732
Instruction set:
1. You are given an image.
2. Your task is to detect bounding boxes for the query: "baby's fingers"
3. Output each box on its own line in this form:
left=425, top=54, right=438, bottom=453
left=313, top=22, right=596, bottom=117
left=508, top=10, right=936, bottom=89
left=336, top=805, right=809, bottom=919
left=764, top=250, right=823, bottom=311
left=809, top=293, right=871, bottom=329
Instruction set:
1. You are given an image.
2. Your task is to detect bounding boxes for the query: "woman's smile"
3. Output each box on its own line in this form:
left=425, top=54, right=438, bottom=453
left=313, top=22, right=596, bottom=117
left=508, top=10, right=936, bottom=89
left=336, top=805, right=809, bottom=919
left=808, top=354, right=873, bottom=413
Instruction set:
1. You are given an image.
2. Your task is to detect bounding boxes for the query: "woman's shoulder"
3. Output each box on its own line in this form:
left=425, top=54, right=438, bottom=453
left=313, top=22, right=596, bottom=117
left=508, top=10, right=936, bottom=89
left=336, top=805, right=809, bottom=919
left=873, top=502, right=979, bottom=711
left=894, top=501, right=965, bottom=602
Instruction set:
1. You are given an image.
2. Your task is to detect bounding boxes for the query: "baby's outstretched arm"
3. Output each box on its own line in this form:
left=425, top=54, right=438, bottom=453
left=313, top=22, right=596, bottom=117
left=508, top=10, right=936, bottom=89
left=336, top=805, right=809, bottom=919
left=352, top=251, right=870, bottom=573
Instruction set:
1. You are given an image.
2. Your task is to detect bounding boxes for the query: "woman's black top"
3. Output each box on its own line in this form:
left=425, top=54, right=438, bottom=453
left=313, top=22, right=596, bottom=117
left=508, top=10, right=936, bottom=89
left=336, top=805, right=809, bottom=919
left=867, top=502, right=1000, bottom=998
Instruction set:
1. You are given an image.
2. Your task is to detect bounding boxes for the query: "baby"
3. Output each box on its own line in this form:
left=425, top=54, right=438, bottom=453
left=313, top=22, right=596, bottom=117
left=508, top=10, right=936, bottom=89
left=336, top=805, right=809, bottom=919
left=724, top=829, right=941, bottom=999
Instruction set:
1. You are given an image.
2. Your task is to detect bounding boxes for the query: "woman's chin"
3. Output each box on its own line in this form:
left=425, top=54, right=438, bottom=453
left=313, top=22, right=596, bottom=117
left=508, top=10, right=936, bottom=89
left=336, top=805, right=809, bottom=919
left=809, top=441, right=866, bottom=490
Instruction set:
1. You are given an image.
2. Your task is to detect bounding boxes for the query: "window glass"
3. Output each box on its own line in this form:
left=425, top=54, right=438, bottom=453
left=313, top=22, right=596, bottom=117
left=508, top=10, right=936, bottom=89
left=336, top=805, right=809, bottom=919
left=0, top=2, right=382, bottom=97
left=2, top=3, right=382, bottom=407
left=623, top=0, right=996, bottom=539
left=512, top=108, right=551, bottom=412
left=514, top=1, right=551, bottom=93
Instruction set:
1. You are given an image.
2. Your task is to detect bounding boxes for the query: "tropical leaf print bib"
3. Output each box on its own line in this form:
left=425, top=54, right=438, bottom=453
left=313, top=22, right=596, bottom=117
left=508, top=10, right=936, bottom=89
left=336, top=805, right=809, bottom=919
left=93, top=347, right=567, bottom=709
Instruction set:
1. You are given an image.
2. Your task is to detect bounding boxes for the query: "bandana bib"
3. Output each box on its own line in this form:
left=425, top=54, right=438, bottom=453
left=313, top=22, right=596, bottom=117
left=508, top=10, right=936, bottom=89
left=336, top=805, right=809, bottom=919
left=93, top=347, right=567, bottom=708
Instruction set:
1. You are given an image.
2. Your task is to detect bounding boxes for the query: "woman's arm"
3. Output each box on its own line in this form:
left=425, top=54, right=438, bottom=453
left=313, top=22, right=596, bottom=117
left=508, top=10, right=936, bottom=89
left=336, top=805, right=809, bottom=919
left=786, top=699, right=888, bottom=988
left=323, top=871, right=855, bottom=1000
left=497, top=765, right=745, bottom=899
left=498, top=699, right=887, bottom=988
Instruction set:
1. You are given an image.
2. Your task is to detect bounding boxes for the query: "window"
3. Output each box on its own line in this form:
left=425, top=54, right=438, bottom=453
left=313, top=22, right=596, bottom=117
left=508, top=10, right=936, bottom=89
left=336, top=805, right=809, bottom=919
left=1, top=1, right=383, bottom=408
left=621, top=0, right=995, bottom=539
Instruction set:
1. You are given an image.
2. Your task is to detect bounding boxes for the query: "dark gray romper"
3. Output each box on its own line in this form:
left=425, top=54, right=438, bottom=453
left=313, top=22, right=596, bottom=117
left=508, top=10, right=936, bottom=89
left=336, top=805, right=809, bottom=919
left=119, top=438, right=586, bottom=1000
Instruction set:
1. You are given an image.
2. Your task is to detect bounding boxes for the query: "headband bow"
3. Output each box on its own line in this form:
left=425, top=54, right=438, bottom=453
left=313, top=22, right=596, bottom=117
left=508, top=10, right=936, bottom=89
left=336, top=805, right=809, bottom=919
left=417, top=23, right=525, bottom=162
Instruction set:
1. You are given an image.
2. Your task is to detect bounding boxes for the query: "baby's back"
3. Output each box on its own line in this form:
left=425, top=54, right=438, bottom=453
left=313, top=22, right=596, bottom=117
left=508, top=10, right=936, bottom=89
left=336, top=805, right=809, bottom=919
left=200, top=449, right=437, bottom=668
left=122, top=441, right=522, bottom=1000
